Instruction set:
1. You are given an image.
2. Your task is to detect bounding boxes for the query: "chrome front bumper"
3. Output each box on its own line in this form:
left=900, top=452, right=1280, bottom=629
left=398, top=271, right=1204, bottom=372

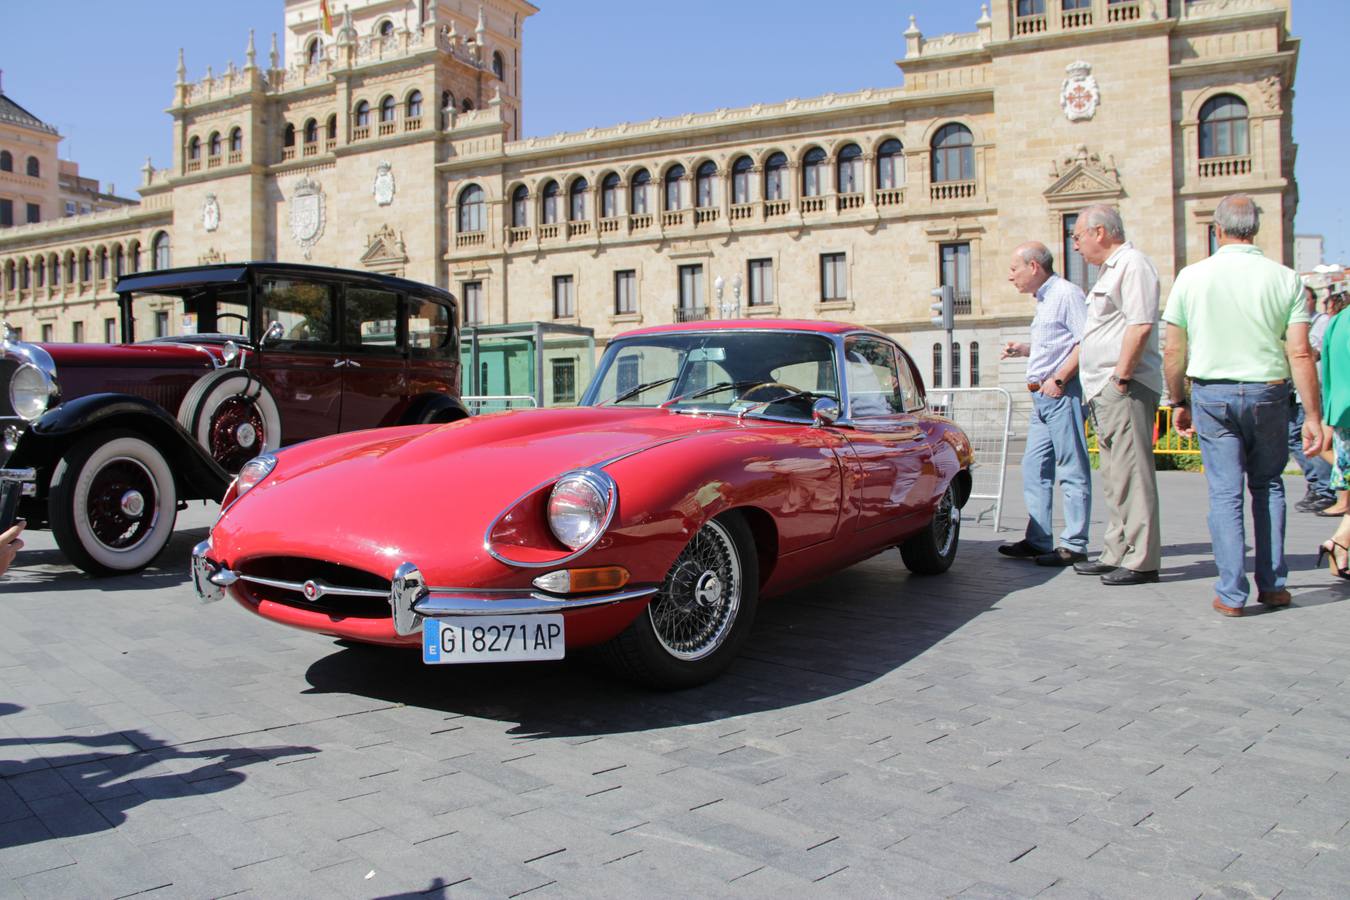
left=191, top=542, right=656, bottom=636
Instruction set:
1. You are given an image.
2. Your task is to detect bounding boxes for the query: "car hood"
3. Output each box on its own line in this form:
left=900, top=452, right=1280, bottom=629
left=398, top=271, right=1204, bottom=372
left=40, top=342, right=221, bottom=369
left=214, top=406, right=752, bottom=584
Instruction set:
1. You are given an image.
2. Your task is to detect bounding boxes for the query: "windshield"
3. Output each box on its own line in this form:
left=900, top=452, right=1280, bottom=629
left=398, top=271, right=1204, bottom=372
left=585, top=330, right=839, bottom=420
left=122, top=285, right=250, bottom=342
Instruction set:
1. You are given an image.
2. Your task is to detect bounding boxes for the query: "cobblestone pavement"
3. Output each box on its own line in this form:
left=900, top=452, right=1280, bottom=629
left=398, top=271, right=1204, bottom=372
left=0, top=469, right=1347, bottom=898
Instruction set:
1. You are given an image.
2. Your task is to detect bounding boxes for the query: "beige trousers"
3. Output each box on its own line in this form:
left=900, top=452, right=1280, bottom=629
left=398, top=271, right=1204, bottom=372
left=1089, top=383, right=1162, bottom=571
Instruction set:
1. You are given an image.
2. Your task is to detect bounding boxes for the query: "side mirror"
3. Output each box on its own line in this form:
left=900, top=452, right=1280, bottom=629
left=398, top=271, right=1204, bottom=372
left=811, top=397, right=841, bottom=427
left=261, top=320, right=285, bottom=347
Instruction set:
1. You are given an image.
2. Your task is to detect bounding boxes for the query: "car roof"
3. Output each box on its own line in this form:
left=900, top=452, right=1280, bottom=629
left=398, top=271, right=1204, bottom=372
left=617, top=318, right=885, bottom=339
left=114, top=262, right=456, bottom=302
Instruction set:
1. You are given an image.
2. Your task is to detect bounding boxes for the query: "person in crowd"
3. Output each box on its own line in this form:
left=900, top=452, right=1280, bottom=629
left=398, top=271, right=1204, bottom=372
left=1069, top=205, right=1164, bottom=585
left=1314, top=290, right=1350, bottom=517
left=997, top=241, right=1092, bottom=567
left=1316, top=296, right=1350, bottom=577
left=1163, top=194, right=1323, bottom=617
left=0, top=522, right=23, bottom=578
left=1292, top=285, right=1337, bottom=513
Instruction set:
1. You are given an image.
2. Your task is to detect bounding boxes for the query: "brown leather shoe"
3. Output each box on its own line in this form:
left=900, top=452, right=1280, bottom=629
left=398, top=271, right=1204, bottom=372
left=1257, top=590, right=1291, bottom=608
left=1212, top=597, right=1243, bottom=617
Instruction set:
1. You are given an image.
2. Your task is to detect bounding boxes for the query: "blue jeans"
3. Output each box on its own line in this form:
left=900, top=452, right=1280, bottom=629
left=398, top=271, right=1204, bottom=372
left=1022, top=383, right=1092, bottom=553
left=1288, top=399, right=1334, bottom=500
left=1192, top=381, right=1290, bottom=608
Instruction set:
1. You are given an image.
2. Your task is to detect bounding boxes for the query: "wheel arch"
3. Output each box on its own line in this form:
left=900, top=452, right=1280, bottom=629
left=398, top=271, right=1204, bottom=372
left=399, top=393, right=470, bottom=425
left=951, top=467, right=973, bottom=508
left=724, top=505, right=779, bottom=591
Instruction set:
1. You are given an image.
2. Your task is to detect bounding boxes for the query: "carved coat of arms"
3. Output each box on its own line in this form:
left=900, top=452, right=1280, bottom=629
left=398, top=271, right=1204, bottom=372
left=373, top=161, right=396, bottom=207
left=289, top=176, right=326, bottom=257
left=1060, top=61, right=1100, bottom=122
left=202, top=193, right=220, bottom=232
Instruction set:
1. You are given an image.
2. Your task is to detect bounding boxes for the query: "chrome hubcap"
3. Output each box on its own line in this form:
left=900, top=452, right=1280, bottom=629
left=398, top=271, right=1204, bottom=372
left=695, top=571, right=723, bottom=607
left=120, top=490, right=146, bottom=518
left=235, top=422, right=257, bottom=449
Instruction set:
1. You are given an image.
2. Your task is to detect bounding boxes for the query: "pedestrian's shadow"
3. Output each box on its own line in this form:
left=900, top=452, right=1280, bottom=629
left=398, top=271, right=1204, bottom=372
left=0, top=707, right=318, bottom=848
left=303, top=538, right=1062, bottom=739
left=0, top=527, right=209, bottom=594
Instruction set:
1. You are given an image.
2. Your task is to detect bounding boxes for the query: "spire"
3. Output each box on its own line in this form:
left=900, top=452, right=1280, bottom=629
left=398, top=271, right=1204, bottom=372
left=269, top=32, right=280, bottom=69
left=245, top=29, right=256, bottom=69
left=176, top=48, right=186, bottom=84
left=141, top=157, right=155, bottom=184
left=904, top=15, right=920, bottom=38
left=476, top=5, right=486, bottom=42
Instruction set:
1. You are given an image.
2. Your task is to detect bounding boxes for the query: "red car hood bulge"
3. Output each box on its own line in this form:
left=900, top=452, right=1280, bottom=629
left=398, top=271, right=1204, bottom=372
left=212, top=406, right=742, bottom=585
left=42, top=342, right=222, bottom=369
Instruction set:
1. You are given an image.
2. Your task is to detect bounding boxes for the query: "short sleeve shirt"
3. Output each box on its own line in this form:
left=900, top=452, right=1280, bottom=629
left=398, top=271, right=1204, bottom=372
left=1161, top=244, right=1308, bottom=382
left=1079, top=242, right=1163, bottom=401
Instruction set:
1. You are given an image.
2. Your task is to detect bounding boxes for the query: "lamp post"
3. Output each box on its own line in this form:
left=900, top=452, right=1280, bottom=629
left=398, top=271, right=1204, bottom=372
left=731, top=273, right=743, bottom=318
left=714, top=275, right=725, bottom=319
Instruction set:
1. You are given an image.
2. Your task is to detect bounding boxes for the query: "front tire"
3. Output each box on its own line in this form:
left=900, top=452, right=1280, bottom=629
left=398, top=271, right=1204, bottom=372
left=600, top=513, right=759, bottom=690
left=48, top=431, right=179, bottom=576
left=899, top=482, right=960, bottom=575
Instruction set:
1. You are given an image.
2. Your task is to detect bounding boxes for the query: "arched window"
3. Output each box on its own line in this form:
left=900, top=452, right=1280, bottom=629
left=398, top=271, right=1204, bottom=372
left=188, top=136, right=201, bottom=160
left=664, top=164, right=685, bottom=211
left=1199, top=94, right=1249, bottom=158
left=19, top=260, right=29, bottom=290
left=0, top=151, right=11, bottom=172
left=283, top=124, right=296, bottom=148
left=932, top=343, right=943, bottom=388
left=378, top=19, right=395, bottom=37
left=931, top=123, right=974, bottom=182
left=26, top=156, right=40, bottom=178
left=969, top=342, right=980, bottom=387
left=35, top=257, right=45, bottom=288
left=80, top=249, right=91, bottom=282
left=601, top=173, right=621, bottom=218
left=877, top=138, right=904, bottom=190
left=836, top=143, right=863, bottom=194
left=229, top=127, right=243, bottom=153
left=49, top=254, right=60, bottom=285
left=458, top=184, right=485, bottom=232
left=541, top=180, right=560, bottom=224
left=511, top=185, right=529, bottom=227
left=3, top=262, right=13, bottom=292
left=128, top=240, right=141, bottom=274
left=152, top=232, right=170, bottom=270
left=951, top=342, right=962, bottom=388
left=355, top=101, right=371, bottom=127
left=97, top=247, right=108, bottom=280
left=326, top=115, right=337, bottom=141
left=630, top=169, right=651, bottom=215
left=764, top=152, right=788, bottom=201
left=208, top=132, right=221, bottom=157
left=407, top=90, right=423, bottom=119
left=113, top=245, right=125, bottom=279
left=306, top=37, right=322, bottom=66
left=492, top=51, right=505, bottom=80
left=568, top=178, right=588, bottom=221
left=731, top=155, right=754, bottom=204
left=303, top=119, right=318, bottom=145
left=65, top=253, right=76, bottom=284
left=379, top=96, right=396, bottom=123
left=801, top=147, right=826, bottom=197
left=695, top=161, right=717, bottom=208
left=461, top=98, right=475, bottom=112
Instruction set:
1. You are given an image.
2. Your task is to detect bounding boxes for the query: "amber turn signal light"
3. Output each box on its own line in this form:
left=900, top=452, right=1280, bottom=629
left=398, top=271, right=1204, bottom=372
left=532, top=566, right=630, bottom=594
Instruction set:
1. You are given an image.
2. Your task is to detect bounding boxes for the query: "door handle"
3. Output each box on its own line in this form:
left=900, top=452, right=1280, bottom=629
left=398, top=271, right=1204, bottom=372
left=332, top=359, right=347, bottom=368
left=346, top=359, right=361, bottom=368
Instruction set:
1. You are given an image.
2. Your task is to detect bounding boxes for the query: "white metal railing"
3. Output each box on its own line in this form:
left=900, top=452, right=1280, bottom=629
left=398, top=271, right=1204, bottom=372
left=463, top=394, right=539, bottom=415
left=925, top=387, right=1013, bottom=531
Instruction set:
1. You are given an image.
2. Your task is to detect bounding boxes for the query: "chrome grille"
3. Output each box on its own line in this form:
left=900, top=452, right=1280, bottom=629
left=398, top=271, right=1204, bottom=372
left=238, top=556, right=392, bottom=618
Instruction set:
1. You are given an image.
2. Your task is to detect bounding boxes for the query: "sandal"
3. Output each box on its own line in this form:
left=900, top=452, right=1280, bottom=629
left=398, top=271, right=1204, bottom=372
left=1315, top=540, right=1350, bottom=579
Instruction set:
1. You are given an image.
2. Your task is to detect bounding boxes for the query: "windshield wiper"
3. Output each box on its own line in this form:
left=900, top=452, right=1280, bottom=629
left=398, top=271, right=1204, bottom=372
left=736, top=388, right=818, bottom=421
left=658, top=380, right=762, bottom=408
left=602, top=376, right=678, bottom=406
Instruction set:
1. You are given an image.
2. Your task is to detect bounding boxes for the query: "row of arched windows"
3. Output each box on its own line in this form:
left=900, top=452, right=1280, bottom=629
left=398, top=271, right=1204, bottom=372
left=932, top=341, right=980, bottom=389
left=352, top=90, right=424, bottom=128
left=0, top=151, right=40, bottom=177
left=187, top=128, right=244, bottom=161
left=1, top=233, right=170, bottom=295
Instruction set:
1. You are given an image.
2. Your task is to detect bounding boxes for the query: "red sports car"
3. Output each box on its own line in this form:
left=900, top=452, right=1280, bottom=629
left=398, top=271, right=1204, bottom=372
left=193, top=321, right=973, bottom=688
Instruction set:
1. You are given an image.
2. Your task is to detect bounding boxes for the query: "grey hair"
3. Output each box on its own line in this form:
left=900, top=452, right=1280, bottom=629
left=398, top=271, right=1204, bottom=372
left=1214, top=194, right=1260, bottom=240
left=1015, top=242, right=1055, bottom=275
left=1079, top=205, right=1126, bottom=242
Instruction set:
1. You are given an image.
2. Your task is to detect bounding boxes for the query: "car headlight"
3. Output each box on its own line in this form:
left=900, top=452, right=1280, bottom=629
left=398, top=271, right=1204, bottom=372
left=234, top=453, right=278, bottom=499
left=10, top=364, right=56, bottom=422
left=547, top=470, right=615, bottom=551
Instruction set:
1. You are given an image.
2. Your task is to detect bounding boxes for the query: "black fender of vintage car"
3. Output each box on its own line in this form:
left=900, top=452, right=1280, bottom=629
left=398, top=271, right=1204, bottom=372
left=400, top=393, right=470, bottom=425
left=9, top=393, right=231, bottom=506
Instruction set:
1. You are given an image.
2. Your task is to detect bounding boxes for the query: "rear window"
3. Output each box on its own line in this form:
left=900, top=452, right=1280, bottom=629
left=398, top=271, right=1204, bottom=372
left=407, top=297, right=453, bottom=359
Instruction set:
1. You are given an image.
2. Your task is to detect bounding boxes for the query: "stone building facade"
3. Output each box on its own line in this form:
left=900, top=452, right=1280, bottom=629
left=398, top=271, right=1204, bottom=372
left=0, top=0, right=1299, bottom=395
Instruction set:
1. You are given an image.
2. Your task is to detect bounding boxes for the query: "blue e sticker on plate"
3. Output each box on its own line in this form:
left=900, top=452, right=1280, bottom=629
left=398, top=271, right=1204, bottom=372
left=423, top=622, right=441, bottom=662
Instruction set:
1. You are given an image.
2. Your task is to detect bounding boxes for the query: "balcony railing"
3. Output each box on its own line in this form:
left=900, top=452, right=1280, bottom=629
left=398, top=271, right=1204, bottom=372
left=456, top=232, right=485, bottom=248
left=875, top=188, right=905, bottom=207
left=281, top=147, right=296, bottom=161
left=186, top=159, right=201, bottom=172
left=661, top=210, right=687, bottom=228
left=730, top=203, right=754, bottom=221
left=764, top=199, right=789, bottom=218
left=836, top=193, right=865, bottom=212
left=207, top=156, right=222, bottom=169
left=538, top=223, right=560, bottom=240
left=1015, top=14, right=1047, bottom=34
left=507, top=226, right=531, bottom=244
left=302, top=142, right=319, bottom=157
left=630, top=214, right=652, bottom=231
left=1198, top=156, right=1252, bottom=178
left=324, top=139, right=337, bottom=152
left=599, top=217, right=620, bottom=234
left=954, top=290, right=973, bottom=315
left=569, top=221, right=591, bottom=237
left=1107, top=0, right=1141, bottom=22
left=378, top=121, right=397, bottom=136
left=405, top=116, right=422, bottom=132
left=694, top=208, right=719, bottom=224
left=801, top=196, right=827, bottom=213
left=931, top=180, right=977, bottom=201
left=353, top=126, right=370, bottom=141
left=228, top=151, right=243, bottom=164
left=673, top=305, right=709, bottom=323
left=1062, top=9, right=1093, bottom=29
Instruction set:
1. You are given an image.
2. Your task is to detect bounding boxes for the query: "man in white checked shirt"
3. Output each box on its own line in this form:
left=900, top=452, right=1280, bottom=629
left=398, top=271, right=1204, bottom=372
left=998, top=242, right=1093, bottom=566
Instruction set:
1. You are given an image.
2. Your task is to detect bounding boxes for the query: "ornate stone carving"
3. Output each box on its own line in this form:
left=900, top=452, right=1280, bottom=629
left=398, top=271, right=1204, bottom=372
left=1045, top=144, right=1123, bottom=201
left=288, top=176, right=326, bottom=258
left=360, top=224, right=408, bottom=270
left=373, top=161, right=396, bottom=206
left=202, top=193, right=220, bottom=232
left=197, top=247, right=226, bottom=265
left=1060, top=61, right=1100, bottom=122
left=1259, top=74, right=1282, bottom=112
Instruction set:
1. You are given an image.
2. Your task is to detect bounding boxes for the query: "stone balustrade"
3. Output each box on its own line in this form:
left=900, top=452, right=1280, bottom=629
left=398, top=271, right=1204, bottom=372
left=1198, top=156, right=1252, bottom=178
left=930, top=180, right=977, bottom=201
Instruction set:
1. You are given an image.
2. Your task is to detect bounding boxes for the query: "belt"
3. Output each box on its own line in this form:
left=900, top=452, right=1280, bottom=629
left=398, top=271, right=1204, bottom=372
left=1191, top=378, right=1287, bottom=386
left=1027, top=382, right=1041, bottom=393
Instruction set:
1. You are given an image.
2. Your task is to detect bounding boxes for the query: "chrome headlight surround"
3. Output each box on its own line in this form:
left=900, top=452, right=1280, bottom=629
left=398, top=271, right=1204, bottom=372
left=10, top=363, right=57, bottom=422
left=546, top=469, right=617, bottom=553
left=234, top=453, right=278, bottom=499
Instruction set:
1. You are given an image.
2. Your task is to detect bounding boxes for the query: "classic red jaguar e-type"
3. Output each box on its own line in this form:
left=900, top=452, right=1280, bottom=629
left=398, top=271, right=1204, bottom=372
left=193, top=321, right=973, bottom=688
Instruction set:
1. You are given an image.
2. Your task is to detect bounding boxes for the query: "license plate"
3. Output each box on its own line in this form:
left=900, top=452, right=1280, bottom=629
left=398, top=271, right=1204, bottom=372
left=422, top=615, right=564, bottom=664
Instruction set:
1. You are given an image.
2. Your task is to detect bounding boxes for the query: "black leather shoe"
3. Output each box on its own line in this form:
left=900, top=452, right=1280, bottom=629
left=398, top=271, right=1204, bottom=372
left=1297, top=495, right=1338, bottom=513
left=1073, top=559, right=1117, bottom=576
left=1035, top=548, right=1087, bottom=567
left=1100, top=568, right=1160, bottom=586
left=998, top=540, right=1046, bottom=559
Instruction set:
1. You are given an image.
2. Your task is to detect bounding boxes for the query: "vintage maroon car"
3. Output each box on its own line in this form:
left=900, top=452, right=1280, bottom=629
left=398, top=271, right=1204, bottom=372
left=1, top=262, right=464, bottom=576
left=193, top=320, right=973, bottom=688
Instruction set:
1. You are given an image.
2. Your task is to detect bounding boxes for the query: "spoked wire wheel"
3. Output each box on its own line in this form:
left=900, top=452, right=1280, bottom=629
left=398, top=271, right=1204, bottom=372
left=648, top=518, right=743, bottom=662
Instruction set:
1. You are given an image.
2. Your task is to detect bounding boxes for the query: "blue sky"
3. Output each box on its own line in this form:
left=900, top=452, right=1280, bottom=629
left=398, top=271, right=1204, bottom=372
left=3, top=1, right=1345, bottom=262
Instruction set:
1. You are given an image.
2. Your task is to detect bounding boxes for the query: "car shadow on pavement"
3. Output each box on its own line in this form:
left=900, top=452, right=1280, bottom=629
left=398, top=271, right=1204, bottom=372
left=302, top=538, right=1061, bottom=738
left=0, top=527, right=208, bottom=594
left=0, top=706, right=318, bottom=849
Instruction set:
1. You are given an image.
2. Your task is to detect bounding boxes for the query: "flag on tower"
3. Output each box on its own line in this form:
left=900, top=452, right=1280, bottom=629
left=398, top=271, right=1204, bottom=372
left=319, top=0, right=334, bottom=35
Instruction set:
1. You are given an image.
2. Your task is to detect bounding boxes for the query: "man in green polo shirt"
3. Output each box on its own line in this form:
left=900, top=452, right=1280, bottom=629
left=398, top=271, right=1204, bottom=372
left=1162, top=194, right=1324, bottom=617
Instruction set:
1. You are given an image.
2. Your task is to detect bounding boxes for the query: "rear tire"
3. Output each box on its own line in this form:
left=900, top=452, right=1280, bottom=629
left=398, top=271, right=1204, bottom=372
left=599, top=512, right=759, bottom=690
left=48, top=430, right=179, bottom=576
left=899, top=482, right=960, bottom=575
left=178, top=370, right=281, bottom=472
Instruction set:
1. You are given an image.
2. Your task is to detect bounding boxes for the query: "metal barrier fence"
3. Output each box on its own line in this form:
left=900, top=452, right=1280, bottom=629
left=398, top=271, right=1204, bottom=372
left=463, top=394, right=539, bottom=415
left=927, top=387, right=1013, bottom=531
left=1084, top=405, right=1202, bottom=457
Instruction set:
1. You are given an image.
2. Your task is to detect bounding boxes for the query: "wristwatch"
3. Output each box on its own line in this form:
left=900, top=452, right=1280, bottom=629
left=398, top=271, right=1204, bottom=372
left=1053, top=378, right=1065, bottom=388
left=1110, top=375, right=1132, bottom=386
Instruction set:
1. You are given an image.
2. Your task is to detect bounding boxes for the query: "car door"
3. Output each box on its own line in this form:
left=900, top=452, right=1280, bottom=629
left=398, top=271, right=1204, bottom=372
left=839, top=335, right=934, bottom=538
left=339, top=284, right=408, bottom=431
left=255, top=275, right=343, bottom=444
left=406, top=295, right=459, bottom=403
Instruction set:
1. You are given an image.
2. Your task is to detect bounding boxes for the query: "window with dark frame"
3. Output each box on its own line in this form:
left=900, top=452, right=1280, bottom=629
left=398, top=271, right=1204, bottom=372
left=732, top=156, right=753, bottom=204
left=568, top=178, right=588, bottom=221
left=951, top=341, right=962, bottom=388
left=1207, top=223, right=1219, bottom=257
left=820, top=253, right=847, bottom=302
left=664, top=165, right=685, bottom=211
left=748, top=259, right=774, bottom=306
left=969, top=342, right=980, bottom=387
left=614, top=270, right=637, bottom=315
left=551, top=358, right=577, bottom=405
left=541, top=180, right=560, bottom=224
left=696, top=161, right=717, bottom=208
left=552, top=275, right=575, bottom=319
left=511, top=185, right=529, bottom=226
left=1199, top=94, right=1249, bottom=158
left=462, top=281, right=484, bottom=325
left=931, top=123, right=975, bottom=183
left=939, top=242, right=972, bottom=314
left=678, top=264, right=703, bottom=312
left=802, top=147, right=827, bottom=197
left=26, top=203, right=40, bottom=224
left=104, top=317, right=117, bottom=343
left=877, top=139, right=904, bottom=189
left=458, top=184, right=485, bottom=232
left=154, top=310, right=169, bottom=338
left=836, top=143, right=863, bottom=194
left=601, top=173, right=620, bottom=218
left=1062, top=214, right=1101, bottom=293
left=764, top=152, right=787, bottom=201
left=631, top=169, right=651, bottom=215
left=41, top=323, right=52, bottom=343
left=0, top=199, right=11, bottom=228
left=72, top=321, right=84, bottom=343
